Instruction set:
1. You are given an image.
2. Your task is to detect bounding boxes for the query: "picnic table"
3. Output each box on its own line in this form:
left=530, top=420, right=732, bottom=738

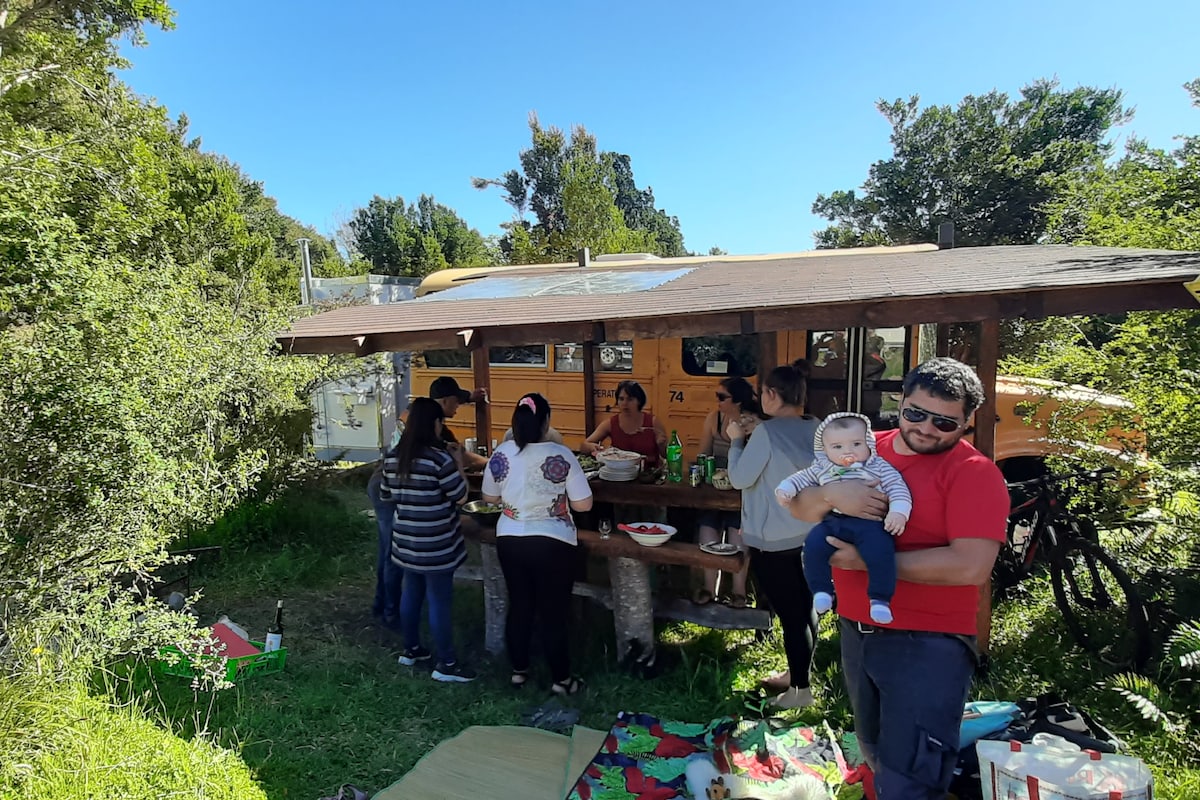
left=460, top=474, right=762, bottom=664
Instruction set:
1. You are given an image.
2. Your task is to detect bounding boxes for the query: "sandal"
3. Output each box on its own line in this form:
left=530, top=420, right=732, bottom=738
left=692, top=588, right=714, bottom=606
left=550, top=676, right=586, bottom=696
left=510, top=669, right=530, bottom=688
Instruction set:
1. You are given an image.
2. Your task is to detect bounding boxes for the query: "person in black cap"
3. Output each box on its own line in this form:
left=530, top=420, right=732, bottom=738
left=429, top=376, right=489, bottom=470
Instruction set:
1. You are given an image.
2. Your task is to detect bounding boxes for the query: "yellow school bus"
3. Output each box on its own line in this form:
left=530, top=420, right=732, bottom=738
left=410, top=263, right=1136, bottom=480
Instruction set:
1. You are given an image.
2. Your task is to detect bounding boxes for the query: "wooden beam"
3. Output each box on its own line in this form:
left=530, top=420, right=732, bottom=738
left=611, top=312, right=746, bottom=340
left=481, top=322, right=599, bottom=348
left=469, top=333, right=491, bottom=449
left=756, top=331, right=778, bottom=395
left=935, top=324, right=950, bottom=357
left=974, top=320, right=999, bottom=460
left=974, top=319, right=1000, bottom=658
left=582, top=340, right=597, bottom=436
left=754, top=281, right=1190, bottom=332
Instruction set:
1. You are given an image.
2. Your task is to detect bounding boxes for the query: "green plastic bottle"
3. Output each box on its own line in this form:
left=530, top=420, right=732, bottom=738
left=666, top=430, right=683, bottom=483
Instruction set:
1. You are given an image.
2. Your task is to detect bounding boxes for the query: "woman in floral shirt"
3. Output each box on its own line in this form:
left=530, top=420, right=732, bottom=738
left=481, top=393, right=593, bottom=695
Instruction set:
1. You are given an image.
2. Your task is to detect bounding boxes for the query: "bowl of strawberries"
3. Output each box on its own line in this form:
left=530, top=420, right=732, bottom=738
left=618, top=522, right=678, bottom=547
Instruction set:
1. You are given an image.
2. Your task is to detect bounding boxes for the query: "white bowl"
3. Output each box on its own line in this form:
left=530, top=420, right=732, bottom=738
left=624, top=522, right=677, bottom=547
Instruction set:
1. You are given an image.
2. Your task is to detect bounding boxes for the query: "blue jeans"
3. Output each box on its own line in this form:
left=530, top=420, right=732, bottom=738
left=839, top=618, right=975, bottom=799
left=804, top=514, right=896, bottom=602
left=400, top=568, right=458, bottom=664
left=368, top=473, right=402, bottom=621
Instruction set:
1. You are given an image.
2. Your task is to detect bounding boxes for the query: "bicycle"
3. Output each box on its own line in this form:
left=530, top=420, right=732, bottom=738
left=993, top=466, right=1152, bottom=670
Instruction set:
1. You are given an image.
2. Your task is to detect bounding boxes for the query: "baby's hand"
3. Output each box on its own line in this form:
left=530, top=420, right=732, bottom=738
left=884, top=511, right=907, bottom=536
left=774, top=486, right=794, bottom=507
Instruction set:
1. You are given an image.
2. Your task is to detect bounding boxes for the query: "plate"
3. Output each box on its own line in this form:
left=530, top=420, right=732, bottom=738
left=699, top=542, right=740, bottom=556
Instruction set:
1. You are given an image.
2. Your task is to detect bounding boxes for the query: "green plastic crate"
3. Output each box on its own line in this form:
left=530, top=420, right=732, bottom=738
left=155, top=640, right=287, bottom=683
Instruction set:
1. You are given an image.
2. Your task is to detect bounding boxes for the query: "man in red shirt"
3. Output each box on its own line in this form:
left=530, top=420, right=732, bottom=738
left=792, top=358, right=1010, bottom=799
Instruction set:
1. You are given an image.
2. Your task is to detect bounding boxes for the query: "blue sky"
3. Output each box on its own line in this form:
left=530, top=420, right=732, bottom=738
left=120, top=1, right=1200, bottom=256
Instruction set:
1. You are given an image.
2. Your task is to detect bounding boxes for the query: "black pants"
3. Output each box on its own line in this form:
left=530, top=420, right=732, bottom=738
left=751, top=546, right=818, bottom=689
left=496, top=535, right=576, bottom=683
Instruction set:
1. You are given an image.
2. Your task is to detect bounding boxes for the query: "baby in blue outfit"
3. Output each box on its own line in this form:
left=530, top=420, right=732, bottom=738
left=775, top=412, right=912, bottom=624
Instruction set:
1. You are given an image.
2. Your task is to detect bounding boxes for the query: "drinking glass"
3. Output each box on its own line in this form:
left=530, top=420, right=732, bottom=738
left=598, top=519, right=612, bottom=540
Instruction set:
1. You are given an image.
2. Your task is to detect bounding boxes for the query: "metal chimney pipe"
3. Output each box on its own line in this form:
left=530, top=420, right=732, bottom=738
left=297, top=238, right=314, bottom=304
left=577, top=247, right=591, bottom=268
left=937, top=222, right=955, bottom=250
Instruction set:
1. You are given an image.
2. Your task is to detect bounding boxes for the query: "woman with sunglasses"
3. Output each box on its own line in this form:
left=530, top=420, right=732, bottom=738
left=725, top=359, right=822, bottom=708
left=693, top=377, right=762, bottom=607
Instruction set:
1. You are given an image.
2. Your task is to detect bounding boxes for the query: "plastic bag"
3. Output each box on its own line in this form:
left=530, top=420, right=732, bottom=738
left=977, top=733, right=1153, bottom=800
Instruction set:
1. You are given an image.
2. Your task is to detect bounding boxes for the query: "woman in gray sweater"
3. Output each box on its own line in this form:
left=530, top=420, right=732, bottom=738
left=727, top=358, right=821, bottom=709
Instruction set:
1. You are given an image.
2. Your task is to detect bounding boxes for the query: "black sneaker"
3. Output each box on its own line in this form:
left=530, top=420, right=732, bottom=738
left=432, top=661, right=477, bottom=683
left=398, top=646, right=432, bottom=666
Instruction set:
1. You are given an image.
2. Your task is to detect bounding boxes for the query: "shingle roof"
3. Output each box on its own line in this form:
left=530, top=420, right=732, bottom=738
left=278, top=245, right=1200, bottom=355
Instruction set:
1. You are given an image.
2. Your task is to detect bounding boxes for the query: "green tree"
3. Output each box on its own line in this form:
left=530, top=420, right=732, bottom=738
left=0, top=0, right=336, bottom=674
left=1047, top=80, right=1200, bottom=252
left=346, top=194, right=488, bottom=277
left=812, top=80, right=1128, bottom=248
left=473, top=112, right=685, bottom=261
left=1028, top=79, right=1200, bottom=462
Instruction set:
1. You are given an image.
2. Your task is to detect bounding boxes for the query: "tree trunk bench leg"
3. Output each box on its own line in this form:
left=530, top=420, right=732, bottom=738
left=608, top=556, right=654, bottom=663
left=480, top=542, right=507, bottom=656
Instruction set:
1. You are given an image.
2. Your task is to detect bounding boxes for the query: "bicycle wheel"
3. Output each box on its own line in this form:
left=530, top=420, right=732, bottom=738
left=1049, top=534, right=1152, bottom=670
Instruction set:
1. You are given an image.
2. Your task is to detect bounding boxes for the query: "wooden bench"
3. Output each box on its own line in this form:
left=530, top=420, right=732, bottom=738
left=459, top=518, right=771, bottom=662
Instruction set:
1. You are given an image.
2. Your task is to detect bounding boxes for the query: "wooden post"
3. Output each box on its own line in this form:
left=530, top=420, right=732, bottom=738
left=974, top=320, right=999, bottom=460
left=469, top=335, right=492, bottom=447
left=974, top=318, right=1000, bottom=655
left=935, top=324, right=951, bottom=357
left=582, top=340, right=597, bottom=436
left=756, top=331, right=778, bottom=395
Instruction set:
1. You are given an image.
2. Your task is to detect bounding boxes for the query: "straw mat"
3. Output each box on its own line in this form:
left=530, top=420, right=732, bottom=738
left=374, top=724, right=606, bottom=800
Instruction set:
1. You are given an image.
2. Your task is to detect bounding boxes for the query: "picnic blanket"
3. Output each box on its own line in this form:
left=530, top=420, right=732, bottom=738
left=564, top=711, right=855, bottom=800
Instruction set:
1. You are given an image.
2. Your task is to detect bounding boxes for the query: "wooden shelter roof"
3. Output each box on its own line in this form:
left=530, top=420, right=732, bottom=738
left=278, top=245, right=1200, bottom=355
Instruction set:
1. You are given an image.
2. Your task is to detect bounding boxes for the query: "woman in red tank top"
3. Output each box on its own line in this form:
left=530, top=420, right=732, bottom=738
left=582, top=380, right=666, bottom=467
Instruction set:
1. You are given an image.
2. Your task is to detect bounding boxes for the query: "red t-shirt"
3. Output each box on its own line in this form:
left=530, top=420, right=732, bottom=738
left=609, top=412, right=660, bottom=467
left=831, top=429, right=1009, bottom=635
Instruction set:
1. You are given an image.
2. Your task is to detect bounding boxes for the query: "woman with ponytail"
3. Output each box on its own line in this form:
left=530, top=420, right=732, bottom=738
left=726, top=359, right=822, bottom=709
left=481, top=393, right=593, bottom=695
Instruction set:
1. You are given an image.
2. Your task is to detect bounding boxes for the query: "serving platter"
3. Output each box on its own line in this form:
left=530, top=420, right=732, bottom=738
left=699, top=542, right=740, bottom=556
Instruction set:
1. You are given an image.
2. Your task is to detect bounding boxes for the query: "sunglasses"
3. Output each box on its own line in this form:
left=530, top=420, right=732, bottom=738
left=901, top=403, right=965, bottom=433
left=715, top=392, right=731, bottom=401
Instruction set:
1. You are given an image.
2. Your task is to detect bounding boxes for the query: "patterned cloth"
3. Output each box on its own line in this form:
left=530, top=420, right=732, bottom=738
left=565, top=712, right=851, bottom=800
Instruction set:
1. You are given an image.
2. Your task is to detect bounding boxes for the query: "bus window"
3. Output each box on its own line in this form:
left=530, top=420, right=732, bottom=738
left=682, top=335, right=757, bottom=377
left=806, top=327, right=910, bottom=428
left=862, top=327, right=908, bottom=429
left=809, top=330, right=849, bottom=379
left=421, top=349, right=471, bottom=369
left=490, top=345, right=546, bottom=367
left=554, top=341, right=634, bottom=373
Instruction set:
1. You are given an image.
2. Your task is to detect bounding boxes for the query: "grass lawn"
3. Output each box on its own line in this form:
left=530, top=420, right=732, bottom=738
left=118, top=474, right=1200, bottom=799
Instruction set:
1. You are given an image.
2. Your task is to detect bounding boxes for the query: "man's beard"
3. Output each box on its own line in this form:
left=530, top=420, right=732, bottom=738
left=899, top=427, right=958, bottom=455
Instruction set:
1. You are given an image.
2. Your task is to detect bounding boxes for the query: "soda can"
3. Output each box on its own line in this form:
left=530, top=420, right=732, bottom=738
left=689, top=464, right=703, bottom=487
left=703, top=455, right=715, bottom=483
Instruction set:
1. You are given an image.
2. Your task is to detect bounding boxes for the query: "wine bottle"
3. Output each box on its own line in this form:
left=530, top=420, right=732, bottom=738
left=264, top=600, right=284, bottom=652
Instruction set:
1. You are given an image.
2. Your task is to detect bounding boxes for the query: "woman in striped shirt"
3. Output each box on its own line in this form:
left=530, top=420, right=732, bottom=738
left=381, top=397, right=473, bottom=682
